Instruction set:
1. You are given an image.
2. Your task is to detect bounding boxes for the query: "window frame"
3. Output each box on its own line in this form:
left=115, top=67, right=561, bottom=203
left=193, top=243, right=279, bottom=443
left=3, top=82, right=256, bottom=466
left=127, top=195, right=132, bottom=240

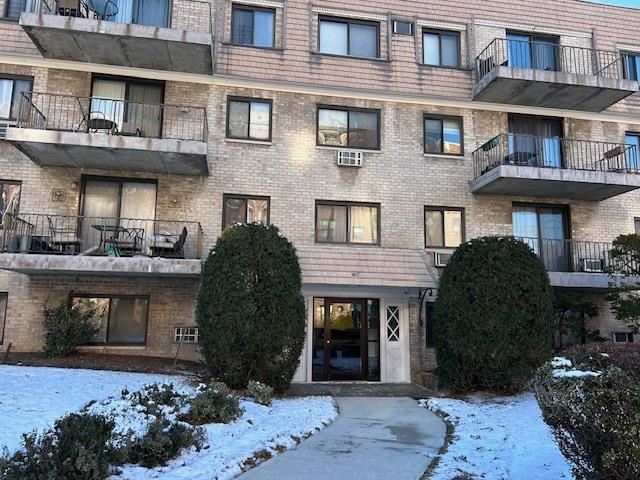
left=230, top=3, right=276, bottom=48
left=422, top=28, right=461, bottom=68
left=0, top=292, right=7, bottom=345
left=174, top=326, right=199, bottom=344
left=222, top=193, right=271, bottom=230
left=70, top=294, right=150, bottom=347
left=424, top=206, right=465, bottom=249
left=317, top=15, right=380, bottom=59
left=315, top=200, right=381, bottom=246
left=423, top=114, right=464, bottom=156
left=0, top=75, right=33, bottom=120
left=316, top=104, right=381, bottom=150
left=225, top=96, right=273, bottom=142
left=613, top=332, right=634, bottom=343
left=622, top=52, right=640, bottom=81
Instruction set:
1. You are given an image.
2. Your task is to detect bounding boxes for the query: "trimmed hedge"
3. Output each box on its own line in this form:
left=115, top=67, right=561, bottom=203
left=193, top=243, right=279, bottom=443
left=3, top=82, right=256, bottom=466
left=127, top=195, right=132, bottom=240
left=196, top=224, right=306, bottom=391
left=434, top=236, right=554, bottom=392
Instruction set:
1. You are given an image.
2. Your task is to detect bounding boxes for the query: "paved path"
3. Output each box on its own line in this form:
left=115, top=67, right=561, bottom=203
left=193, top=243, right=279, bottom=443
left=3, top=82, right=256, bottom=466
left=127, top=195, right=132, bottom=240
left=240, top=397, right=446, bottom=480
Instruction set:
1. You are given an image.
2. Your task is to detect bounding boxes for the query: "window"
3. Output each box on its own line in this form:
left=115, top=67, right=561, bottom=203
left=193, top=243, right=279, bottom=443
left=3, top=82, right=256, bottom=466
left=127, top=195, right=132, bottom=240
left=508, top=114, right=563, bottom=168
left=72, top=296, right=149, bottom=345
left=315, top=201, right=380, bottom=245
left=613, top=332, right=634, bottom=343
left=4, top=0, right=31, bottom=21
left=223, top=194, right=270, bottom=229
left=424, top=116, right=463, bottom=155
left=623, top=53, right=640, bottom=81
left=0, top=292, right=7, bottom=345
left=424, top=207, right=464, bottom=248
left=635, top=217, right=640, bottom=234
left=0, top=180, right=21, bottom=230
left=506, top=32, right=558, bottom=71
left=626, top=133, right=640, bottom=172
left=317, top=106, right=380, bottom=150
left=0, top=76, right=32, bottom=120
left=423, top=30, right=459, bottom=67
left=226, top=97, right=272, bottom=141
left=232, top=5, right=275, bottom=48
left=175, top=326, right=199, bottom=343
left=318, top=17, right=379, bottom=58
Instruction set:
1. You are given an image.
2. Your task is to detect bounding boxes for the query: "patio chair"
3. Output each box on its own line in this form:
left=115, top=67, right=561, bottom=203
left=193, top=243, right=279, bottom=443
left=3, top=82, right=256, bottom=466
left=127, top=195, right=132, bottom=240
left=75, top=97, right=118, bottom=134
left=150, top=227, right=187, bottom=259
left=114, top=227, right=145, bottom=255
left=81, top=0, right=118, bottom=20
left=47, top=216, right=81, bottom=254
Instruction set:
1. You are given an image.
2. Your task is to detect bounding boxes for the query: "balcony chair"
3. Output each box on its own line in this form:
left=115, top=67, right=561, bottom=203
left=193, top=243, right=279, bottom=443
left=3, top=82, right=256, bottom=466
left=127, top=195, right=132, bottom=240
left=47, top=216, right=82, bottom=254
left=82, top=0, right=118, bottom=20
left=102, top=226, right=144, bottom=256
left=75, top=97, right=118, bottom=134
left=150, top=227, right=187, bottom=259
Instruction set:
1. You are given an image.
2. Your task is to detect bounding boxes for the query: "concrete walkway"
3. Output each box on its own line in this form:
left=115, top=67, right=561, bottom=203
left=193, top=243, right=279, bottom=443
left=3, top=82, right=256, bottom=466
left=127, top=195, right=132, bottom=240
left=240, top=397, right=446, bottom=480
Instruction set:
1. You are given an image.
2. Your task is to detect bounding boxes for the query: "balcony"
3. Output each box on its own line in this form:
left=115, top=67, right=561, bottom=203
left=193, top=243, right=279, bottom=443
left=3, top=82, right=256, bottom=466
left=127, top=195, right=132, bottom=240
left=6, top=92, right=209, bottom=175
left=0, top=213, right=203, bottom=277
left=470, top=134, right=640, bottom=200
left=517, top=237, right=635, bottom=290
left=18, top=0, right=213, bottom=74
left=473, top=39, right=638, bottom=112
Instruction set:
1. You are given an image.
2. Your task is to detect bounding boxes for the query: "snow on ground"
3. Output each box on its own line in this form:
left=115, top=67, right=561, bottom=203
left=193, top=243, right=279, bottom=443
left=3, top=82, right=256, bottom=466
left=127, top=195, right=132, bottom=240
left=423, top=393, right=574, bottom=480
left=0, top=365, right=187, bottom=453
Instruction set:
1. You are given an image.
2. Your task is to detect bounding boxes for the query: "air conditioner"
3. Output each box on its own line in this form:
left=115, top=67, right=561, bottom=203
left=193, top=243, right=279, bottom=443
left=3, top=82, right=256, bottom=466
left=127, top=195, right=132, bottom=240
left=434, top=251, right=453, bottom=268
left=580, top=258, right=604, bottom=273
left=337, top=150, right=363, bottom=167
left=393, top=20, right=413, bottom=35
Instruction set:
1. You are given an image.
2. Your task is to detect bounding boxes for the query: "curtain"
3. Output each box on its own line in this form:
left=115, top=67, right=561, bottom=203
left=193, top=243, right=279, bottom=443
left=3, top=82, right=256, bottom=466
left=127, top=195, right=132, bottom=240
left=224, top=197, right=246, bottom=228
left=107, top=298, right=148, bottom=343
left=507, top=33, right=532, bottom=68
left=349, top=206, right=377, bottom=244
left=134, top=0, right=170, bottom=27
left=232, top=8, right=253, bottom=45
left=127, top=83, right=162, bottom=137
left=91, top=80, right=126, bottom=129
left=119, top=181, right=156, bottom=250
left=80, top=180, right=120, bottom=252
left=0, top=80, right=12, bottom=119
left=512, top=205, right=539, bottom=254
left=508, top=115, right=562, bottom=167
left=316, top=205, right=346, bottom=243
left=11, top=79, right=31, bottom=120
left=112, top=0, right=133, bottom=23
left=349, top=23, right=376, bottom=58
left=247, top=199, right=268, bottom=224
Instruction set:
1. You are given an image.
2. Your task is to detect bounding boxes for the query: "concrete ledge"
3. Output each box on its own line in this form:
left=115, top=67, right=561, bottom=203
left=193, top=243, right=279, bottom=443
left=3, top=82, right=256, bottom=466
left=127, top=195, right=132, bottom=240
left=473, top=66, right=638, bottom=112
left=6, top=127, right=209, bottom=176
left=0, top=253, right=202, bottom=278
left=469, top=164, right=640, bottom=200
left=549, top=271, right=638, bottom=291
left=20, top=13, right=213, bottom=74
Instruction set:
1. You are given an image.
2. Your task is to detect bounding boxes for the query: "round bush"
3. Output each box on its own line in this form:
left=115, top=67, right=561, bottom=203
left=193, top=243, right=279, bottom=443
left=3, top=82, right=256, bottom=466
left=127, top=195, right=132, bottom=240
left=434, top=236, right=554, bottom=391
left=196, top=224, right=306, bottom=391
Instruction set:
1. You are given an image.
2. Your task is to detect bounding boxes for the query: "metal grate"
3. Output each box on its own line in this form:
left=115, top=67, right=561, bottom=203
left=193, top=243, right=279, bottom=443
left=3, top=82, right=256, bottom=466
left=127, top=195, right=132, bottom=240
left=174, top=326, right=199, bottom=343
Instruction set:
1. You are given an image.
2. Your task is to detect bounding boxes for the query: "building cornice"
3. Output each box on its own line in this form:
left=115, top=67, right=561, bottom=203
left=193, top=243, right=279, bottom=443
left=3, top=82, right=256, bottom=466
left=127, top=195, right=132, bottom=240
left=1, top=53, right=639, bottom=125
left=234, top=0, right=284, bottom=8
left=473, top=19, right=592, bottom=39
left=417, top=19, right=467, bottom=31
left=311, top=6, right=387, bottom=22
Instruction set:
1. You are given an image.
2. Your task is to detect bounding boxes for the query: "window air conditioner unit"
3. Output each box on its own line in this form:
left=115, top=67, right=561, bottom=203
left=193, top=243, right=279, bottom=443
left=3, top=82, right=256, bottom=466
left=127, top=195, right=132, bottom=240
left=393, top=20, right=413, bottom=35
left=434, top=251, right=453, bottom=268
left=337, top=150, right=363, bottom=167
left=580, top=258, right=604, bottom=273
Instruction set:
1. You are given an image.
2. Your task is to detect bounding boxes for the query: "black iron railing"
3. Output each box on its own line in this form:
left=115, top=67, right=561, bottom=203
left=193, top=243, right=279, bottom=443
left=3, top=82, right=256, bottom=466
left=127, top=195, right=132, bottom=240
left=517, top=236, right=634, bottom=274
left=16, top=92, right=208, bottom=142
left=18, top=0, right=212, bottom=33
left=0, top=213, right=204, bottom=259
left=476, top=38, right=627, bottom=83
left=473, top=134, right=639, bottom=178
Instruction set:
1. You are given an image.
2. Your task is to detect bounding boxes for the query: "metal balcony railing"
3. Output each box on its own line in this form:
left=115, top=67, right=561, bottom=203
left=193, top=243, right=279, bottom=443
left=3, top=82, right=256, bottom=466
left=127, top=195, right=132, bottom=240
left=17, top=0, right=212, bottom=34
left=0, top=213, right=204, bottom=260
left=16, top=92, right=208, bottom=142
left=473, top=134, right=639, bottom=178
left=516, top=236, right=635, bottom=274
left=476, top=38, right=627, bottom=83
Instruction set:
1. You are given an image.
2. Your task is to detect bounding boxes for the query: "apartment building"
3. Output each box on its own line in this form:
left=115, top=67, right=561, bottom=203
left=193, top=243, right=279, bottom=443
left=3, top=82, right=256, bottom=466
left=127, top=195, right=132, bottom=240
left=0, top=0, right=639, bottom=385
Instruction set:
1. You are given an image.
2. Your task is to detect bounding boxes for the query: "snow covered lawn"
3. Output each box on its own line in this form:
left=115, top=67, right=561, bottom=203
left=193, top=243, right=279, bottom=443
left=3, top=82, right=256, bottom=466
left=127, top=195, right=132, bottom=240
left=422, top=393, right=574, bottom=480
left=0, top=365, right=337, bottom=480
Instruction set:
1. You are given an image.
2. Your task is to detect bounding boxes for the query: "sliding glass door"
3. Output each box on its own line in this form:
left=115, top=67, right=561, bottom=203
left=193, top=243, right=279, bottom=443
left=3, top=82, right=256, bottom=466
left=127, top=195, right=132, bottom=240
left=508, top=114, right=563, bottom=168
left=108, top=0, right=171, bottom=27
left=513, top=204, right=569, bottom=271
left=507, top=32, right=558, bottom=71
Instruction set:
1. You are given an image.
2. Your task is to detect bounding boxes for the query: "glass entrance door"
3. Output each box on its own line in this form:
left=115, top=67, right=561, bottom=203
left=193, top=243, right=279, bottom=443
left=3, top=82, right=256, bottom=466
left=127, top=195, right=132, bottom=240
left=312, top=298, right=380, bottom=381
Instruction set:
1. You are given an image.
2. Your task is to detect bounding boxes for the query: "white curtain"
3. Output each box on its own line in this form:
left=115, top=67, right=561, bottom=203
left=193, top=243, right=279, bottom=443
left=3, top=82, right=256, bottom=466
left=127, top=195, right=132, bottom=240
left=91, top=80, right=126, bottom=129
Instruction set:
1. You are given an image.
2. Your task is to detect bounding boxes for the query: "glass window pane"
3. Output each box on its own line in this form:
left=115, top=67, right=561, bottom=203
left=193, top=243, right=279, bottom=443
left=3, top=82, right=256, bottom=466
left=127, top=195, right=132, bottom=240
left=423, top=33, right=440, bottom=65
left=444, top=210, right=462, bottom=247
left=0, top=182, right=21, bottom=229
left=316, top=205, right=347, bottom=243
left=425, top=118, right=443, bottom=153
left=441, top=34, right=459, bottom=67
left=349, top=206, right=378, bottom=244
left=253, top=10, right=274, bottom=47
left=0, top=80, right=13, bottom=119
left=443, top=119, right=462, bottom=155
left=247, top=199, right=269, bottom=224
left=228, top=101, right=250, bottom=139
left=318, top=109, right=348, bottom=146
left=626, top=134, right=640, bottom=171
left=348, top=111, right=378, bottom=149
left=107, top=297, right=148, bottom=344
left=232, top=8, right=253, bottom=45
left=72, top=297, right=110, bottom=344
left=224, top=197, right=247, bottom=228
left=349, top=23, right=377, bottom=58
left=249, top=101, right=270, bottom=140
left=425, top=210, right=443, bottom=247
left=319, top=21, right=348, bottom=55
left=10, top=79, right=30, bottom=119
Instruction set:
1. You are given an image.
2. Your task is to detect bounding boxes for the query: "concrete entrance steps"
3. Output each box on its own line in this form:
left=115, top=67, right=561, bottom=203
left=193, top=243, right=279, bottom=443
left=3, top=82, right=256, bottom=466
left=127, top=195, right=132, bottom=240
left=286, top=382, right=434, bottom=399
left=240, top=397, right=446, bottom=480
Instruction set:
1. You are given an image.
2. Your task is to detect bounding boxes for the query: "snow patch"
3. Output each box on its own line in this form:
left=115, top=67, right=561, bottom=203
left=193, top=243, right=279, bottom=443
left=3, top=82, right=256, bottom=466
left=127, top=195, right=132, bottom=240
left=552, top=369, right=601, bottom=378
left=550, top=357, right=573, bottom=368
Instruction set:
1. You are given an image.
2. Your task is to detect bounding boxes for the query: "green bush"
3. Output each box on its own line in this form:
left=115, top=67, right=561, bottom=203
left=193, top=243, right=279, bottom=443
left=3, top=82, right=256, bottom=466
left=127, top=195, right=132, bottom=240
left=0, top=413, right=118, bottom=480
left=562, top=342, right=640, bottom=382
left=180, top=382, right=243, bottom=425
left=434, top=236, right=554, bottom=392
left=126, top=418, right=204, bottom=468
left=247, top=380, right=274, bottom=406
left=125, top=383, right=187, bottom=417
left=42, top=302, right=99, bottom=358
left=196, top=224, right=306, bottom=391
left=535, top=354, right=640, bottom=480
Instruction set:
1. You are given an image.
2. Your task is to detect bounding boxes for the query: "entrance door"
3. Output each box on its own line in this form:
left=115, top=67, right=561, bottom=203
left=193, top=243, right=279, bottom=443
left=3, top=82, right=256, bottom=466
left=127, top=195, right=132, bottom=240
left=312, top=298, right=380, bottom=381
